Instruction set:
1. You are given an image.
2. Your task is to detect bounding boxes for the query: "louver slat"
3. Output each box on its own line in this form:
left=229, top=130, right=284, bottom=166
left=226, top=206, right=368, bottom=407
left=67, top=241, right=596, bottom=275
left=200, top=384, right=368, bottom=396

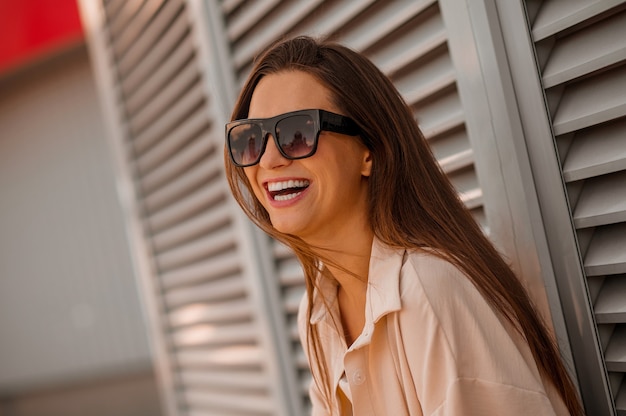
left=172, top=322, right=258, bottom=347
left=372, top=11, right=447, bottom=76
left=222, top=0, right=245, bottom=15
left=289, top=0, right=376, bottom=41
left=143, top=150, right=221, bottom=213
left=180, top=369, right=266, bottom=390
left=584, top=223, right=626, bottom=276
left=103, top=0, right=125, bottom=21
left=152, top=204, right=231, bottom=252
left=605, top=325, right=626, bottom=372
left=542, top=10, right=626, bottom=87
left=112, top=0, right=168, bottom=58
left=140, top=131, right=214, bottom=194
left=116, top=0, right=185, bottom=78
left=572, top=172, right=626, bottom=228
left=146, top=180, right=224, bottom=232
left=164, top=276, right=247, bottom=308
left=531, top=0, right=626, bottom=41
left=335, top=0, right=437, bottom=52
left=136, top=110, right=210, bottom=177
left=132, top=89, right=207, bottom=161
left=125, top=39, right=195, bottom=116
left=616, top=384, right=626, bottom=414
left=119, top=9, right=189, bottom=95
left=231, top=1, right=323, bottom=74
left=284, top=286, right=305, bottom=316
left=156, top=227, right=236, bottom=272
left=551, top=65, right=626, bottom=136
left=129, top=61, right=201, bottom=136
left=107, top=0, right=144, bottom=38
left=562, top=117, right=626, bottom=182
left=277, top=257, right=305, bottom=286
left=184, top=390, right=274, bottom=414
left=397, top=54, right=456, bottom=107
left=160, top=251, right=241, bottom=289
left=169, top=299, right=252, bottom=327
left=227, top=0, right=281, bottom=42
left=595, top=278, right=626, bottom=324
left=176, top=345, right=262, bottom=368
left=439, top=149, right=474, bottom=175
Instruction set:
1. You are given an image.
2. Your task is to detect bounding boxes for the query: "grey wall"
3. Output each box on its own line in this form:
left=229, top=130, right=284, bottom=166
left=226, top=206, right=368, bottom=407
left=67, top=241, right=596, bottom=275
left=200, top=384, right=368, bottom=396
left=0, top=46, right=160, bottom=414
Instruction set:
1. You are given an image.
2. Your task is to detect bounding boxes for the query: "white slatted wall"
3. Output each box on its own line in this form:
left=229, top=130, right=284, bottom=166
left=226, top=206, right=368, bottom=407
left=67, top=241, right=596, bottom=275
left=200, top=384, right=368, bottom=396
left=81, top=0, right=293, bottom=414
left=220, top=0, right=487, bottom=412
left=525, top=1, right=626, bottom=414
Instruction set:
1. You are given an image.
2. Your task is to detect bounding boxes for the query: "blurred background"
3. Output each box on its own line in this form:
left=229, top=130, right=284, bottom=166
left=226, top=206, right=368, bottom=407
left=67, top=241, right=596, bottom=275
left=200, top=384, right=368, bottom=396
left=0, top=1, right=625, bottom=415
left=0, top=1, right=161, bottom=415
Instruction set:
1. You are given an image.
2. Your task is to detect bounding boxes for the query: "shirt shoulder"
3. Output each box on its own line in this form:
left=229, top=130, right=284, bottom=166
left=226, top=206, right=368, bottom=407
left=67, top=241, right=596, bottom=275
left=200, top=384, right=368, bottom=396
left=394, top=250, right=551, bottom=396
left=399, top=250, right=487, bottom=321
left=398, top=250, right=513, bottom=353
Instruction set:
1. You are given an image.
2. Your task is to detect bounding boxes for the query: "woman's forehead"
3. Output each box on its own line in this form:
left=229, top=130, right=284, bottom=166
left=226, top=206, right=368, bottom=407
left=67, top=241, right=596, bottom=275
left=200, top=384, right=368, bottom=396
left=248, top=71, right=337, bottom=119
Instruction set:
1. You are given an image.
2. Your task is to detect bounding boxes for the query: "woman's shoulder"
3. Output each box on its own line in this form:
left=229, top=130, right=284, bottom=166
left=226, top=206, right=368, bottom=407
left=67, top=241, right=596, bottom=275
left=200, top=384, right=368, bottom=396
left=397, top=248, right=504, bottom=336
left=394, top=248, right=562, bottom=411
left=401, top=249, right=480, bottom=303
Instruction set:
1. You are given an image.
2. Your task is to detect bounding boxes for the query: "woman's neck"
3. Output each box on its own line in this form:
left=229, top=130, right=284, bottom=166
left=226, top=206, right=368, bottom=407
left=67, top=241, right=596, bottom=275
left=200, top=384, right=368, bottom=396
left=308, top=224, right=374, bottom=287
left=313, top=228, right=373, bottom=346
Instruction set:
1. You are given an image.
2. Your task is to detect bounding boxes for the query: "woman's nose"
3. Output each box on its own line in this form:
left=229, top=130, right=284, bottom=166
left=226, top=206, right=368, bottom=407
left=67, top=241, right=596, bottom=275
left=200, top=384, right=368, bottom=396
left=258, top=134, right=290, bottom=169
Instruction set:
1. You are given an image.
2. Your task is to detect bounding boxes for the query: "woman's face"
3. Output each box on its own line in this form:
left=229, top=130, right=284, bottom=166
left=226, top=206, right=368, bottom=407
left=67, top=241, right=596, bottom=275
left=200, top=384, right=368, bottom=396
left=243, top=70, right=372, bottom=245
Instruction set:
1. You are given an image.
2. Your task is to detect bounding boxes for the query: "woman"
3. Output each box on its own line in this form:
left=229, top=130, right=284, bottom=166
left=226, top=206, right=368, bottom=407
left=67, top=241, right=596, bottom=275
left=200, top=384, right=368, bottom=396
left=224, top=36, right=583, bottom=415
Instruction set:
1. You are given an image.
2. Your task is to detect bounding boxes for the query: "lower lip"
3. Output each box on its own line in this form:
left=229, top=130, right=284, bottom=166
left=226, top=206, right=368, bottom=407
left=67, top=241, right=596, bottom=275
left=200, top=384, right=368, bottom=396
left=266, top=187, right=309, bottom=208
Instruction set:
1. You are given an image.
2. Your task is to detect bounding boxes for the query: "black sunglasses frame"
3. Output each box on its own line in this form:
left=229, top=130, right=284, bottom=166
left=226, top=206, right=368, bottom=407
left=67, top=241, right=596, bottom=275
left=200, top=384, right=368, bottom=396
left=226, top=109, right=360, bottom=167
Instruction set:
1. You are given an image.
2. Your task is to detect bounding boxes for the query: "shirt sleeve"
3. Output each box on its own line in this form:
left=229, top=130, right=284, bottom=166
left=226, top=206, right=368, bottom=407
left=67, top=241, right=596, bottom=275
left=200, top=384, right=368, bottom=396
left=396, top=254, right=564, bottom=416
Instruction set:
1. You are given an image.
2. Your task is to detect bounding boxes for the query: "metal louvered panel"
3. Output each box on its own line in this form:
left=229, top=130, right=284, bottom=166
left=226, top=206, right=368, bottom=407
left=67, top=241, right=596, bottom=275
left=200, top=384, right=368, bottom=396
left=222, top=0, right=486, bottom=411
left=528, top=1, right=626, bottom=413
left=83, top=0, right=292, bottom=414
left=273, top=240, right=308, bottom=408
left=226, top=1, right=325, bottom=80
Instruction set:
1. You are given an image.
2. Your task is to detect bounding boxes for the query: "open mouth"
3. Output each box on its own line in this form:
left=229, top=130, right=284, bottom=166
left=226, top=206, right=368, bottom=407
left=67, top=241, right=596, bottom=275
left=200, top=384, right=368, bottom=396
left=266, top=179, right=310, bottom=201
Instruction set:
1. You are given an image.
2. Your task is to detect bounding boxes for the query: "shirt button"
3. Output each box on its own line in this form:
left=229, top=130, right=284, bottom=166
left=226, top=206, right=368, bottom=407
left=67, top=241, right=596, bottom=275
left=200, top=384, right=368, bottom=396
left=352, top=370, right=365, bottom=385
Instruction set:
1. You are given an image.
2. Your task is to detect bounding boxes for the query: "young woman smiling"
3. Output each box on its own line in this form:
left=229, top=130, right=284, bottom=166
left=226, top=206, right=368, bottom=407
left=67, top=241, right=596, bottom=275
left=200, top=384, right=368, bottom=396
left=224, top=37, right=584, bottom=416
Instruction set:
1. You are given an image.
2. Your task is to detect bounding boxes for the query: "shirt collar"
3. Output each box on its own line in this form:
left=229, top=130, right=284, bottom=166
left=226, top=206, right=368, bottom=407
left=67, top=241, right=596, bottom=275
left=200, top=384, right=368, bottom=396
left=309, top=237, right=405, bottom=325
left=366, top=237, right=404, bottom=323
left=310, top=269, right=339, bottom=324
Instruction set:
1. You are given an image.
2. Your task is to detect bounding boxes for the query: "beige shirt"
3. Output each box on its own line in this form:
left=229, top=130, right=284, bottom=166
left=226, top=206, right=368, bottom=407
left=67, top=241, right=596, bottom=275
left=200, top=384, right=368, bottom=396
left=298, top=238, right=570, bottom=416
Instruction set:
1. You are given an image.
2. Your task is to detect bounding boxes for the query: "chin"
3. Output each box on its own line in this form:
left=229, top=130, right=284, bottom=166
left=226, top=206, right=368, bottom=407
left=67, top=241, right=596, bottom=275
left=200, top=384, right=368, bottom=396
left=271, top=223, right=299, bottom=236
left=269, top=219, right=307, bottom=239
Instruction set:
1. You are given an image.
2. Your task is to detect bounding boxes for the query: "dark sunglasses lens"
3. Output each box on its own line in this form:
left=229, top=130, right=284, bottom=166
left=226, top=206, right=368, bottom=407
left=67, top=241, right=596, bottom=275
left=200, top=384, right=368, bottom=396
left=229, top=123, right=263, bottom=166
left=276, top=115, right=316, bottom=158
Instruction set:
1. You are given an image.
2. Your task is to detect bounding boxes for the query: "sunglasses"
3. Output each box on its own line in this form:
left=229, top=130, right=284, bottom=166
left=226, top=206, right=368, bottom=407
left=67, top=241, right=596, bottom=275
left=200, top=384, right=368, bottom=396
left=226, top=109, right=360, bottom=167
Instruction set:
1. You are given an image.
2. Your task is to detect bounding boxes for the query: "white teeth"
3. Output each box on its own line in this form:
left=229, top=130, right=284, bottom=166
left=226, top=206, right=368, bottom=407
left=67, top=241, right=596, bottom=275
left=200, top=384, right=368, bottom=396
left=266, top=179, right=309, bottom=202
left=274, top=192, right=302, bottom=201
left=267, top=180, right=309, bottom=192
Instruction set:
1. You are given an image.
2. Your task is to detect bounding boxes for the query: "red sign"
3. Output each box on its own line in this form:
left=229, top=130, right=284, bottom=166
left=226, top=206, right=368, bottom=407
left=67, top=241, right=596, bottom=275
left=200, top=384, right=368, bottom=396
left=0, top=0, right=84, bottom=75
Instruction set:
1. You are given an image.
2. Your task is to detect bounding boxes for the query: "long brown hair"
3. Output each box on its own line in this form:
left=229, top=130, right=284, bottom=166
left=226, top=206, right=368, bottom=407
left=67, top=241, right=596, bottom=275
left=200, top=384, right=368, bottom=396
left=224, top=36, right=583, bottom=415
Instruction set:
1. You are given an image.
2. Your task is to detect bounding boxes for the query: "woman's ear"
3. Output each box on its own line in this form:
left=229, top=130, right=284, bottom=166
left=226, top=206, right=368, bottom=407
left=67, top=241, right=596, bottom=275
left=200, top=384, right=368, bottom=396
left=361, top=150, right=373, bottom=177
